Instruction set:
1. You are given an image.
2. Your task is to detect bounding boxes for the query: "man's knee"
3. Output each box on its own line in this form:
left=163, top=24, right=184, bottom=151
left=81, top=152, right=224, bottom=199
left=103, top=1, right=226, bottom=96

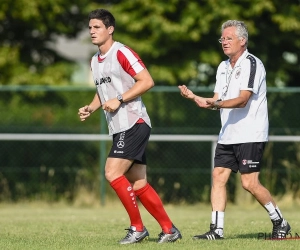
left=105, top=170, right=119, bottom=182
left=241, top=175, right=260, bottom=193
left=212, top=167, right=230, bottom=185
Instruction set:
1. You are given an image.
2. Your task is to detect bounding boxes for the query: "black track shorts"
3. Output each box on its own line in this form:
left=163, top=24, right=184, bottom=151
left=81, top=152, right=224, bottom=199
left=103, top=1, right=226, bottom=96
left=108, top=122, right=151, bottom=164
left=214, top=142, right=266, bottom=173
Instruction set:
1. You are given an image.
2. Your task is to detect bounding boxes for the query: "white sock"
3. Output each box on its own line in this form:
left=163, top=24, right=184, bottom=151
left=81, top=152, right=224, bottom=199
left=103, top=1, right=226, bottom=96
left=212, top=211, right=224, bottom=236
left=275, top=205, right=283, bottom=218
left=264, top=202, right=281, bottom=221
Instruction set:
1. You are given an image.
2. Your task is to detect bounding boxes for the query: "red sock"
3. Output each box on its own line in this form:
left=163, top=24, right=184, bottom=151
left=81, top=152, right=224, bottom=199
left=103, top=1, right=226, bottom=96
left=110, top=175, right=144, bottom=231
left=135, top=183, right=173, bottom=233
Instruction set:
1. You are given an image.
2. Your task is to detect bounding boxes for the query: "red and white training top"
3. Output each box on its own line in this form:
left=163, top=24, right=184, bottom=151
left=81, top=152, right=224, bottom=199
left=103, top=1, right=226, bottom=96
left=91, top=41, right=151, bottom=135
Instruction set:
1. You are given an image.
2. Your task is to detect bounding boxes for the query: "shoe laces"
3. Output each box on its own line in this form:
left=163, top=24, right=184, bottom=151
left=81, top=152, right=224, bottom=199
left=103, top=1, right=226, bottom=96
left=207, top=224, right=217, bottom=234
left=272, top=219, right=284, bottom=238
left=206, top=229, right=217, bottom=236
left=158, top=230, right=173, bottom=241
left=124, top=228, right=134, bottom=239
left=158, top=231, right=165, bottom=240
left=207, top=224, right=223, bottom=237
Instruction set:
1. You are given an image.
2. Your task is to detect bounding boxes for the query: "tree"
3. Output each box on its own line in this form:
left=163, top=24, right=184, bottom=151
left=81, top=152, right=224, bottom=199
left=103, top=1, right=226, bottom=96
left=0, top=0, right=93, bottom=85
left=1, top=0, right=300, bottom=87
left=109, top=0, right=300, bottom=86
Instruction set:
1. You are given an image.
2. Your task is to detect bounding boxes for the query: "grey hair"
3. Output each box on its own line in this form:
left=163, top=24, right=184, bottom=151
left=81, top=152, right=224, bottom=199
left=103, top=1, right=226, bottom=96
left=221, top=20, right=248, bottom=46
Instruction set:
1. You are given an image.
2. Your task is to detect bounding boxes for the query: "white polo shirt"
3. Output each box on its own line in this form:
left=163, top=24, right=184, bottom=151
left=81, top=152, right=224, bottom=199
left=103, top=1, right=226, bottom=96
left=214, top=50, right=269, bottom=144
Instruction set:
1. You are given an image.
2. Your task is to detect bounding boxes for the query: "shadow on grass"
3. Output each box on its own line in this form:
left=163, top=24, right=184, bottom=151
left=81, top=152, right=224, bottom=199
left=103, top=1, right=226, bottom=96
left=148, top=238, right=158, bottom=243
left=228, top=233, right=260, bottom=239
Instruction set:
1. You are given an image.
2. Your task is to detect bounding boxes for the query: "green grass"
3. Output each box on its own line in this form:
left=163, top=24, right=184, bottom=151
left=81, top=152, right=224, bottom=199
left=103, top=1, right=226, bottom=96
left=0, top=201, right=299, bottom=250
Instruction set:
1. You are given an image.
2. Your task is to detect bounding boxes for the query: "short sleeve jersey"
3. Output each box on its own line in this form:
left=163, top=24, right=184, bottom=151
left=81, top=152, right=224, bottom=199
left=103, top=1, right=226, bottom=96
left=214, top=50, right=269, bottom=144
left=90, top=42, right=151, bottom=135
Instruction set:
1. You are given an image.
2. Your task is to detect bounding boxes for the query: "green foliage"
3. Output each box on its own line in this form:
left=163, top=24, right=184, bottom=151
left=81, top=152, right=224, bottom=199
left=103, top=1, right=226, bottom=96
left=109, top=0, right=300, bottom=86
left=0, top=0, right=92, bottom=85
left=1, top=0, right=300, bottom=86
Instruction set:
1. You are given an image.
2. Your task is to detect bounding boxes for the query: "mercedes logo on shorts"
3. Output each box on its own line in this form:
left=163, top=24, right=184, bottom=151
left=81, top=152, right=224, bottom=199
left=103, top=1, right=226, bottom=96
left=117, top=141, right=125, bottom=148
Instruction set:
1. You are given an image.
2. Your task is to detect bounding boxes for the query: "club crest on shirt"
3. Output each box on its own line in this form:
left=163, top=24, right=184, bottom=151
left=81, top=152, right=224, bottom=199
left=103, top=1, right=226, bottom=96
left=235, top=68, right=241, bottom=79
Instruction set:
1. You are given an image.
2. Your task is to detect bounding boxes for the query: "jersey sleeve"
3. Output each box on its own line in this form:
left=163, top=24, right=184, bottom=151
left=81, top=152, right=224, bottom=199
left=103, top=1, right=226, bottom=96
left=240, top=55, right=265, bottom=94
left=117, top=46, right=146, bottom=77
left=214, top=62, right=226, bottom=98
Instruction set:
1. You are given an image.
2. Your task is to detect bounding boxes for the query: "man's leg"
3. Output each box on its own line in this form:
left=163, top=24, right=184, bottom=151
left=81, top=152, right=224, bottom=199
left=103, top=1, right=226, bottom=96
left=126, top=163, right=182, bottom=243
left=193, top=167, right=231, bottom=240
left=211, top=167, right=232, bottom=211
left=106, top=158, right=149, bottom=244
left=241, top=172, right=291, bottom=238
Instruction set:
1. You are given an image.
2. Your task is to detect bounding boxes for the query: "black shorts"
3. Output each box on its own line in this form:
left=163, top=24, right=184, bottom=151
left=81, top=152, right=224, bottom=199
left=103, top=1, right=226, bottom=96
left=108, top=122, right=151, bottom=164
left=214, top=142, right=266, bottom=173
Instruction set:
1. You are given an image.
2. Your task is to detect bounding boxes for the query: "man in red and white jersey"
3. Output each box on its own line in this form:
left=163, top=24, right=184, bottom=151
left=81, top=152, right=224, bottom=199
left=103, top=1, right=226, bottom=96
left=78, top=9, right=181, bottom=244
left=179, top=20, right=291, bottom=240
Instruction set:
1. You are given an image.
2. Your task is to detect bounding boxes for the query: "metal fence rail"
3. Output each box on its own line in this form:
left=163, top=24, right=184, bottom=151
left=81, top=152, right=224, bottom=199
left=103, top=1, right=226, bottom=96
left=1, top=133, right=299, bottom=204
left=1, top=86, right=300, bottom=204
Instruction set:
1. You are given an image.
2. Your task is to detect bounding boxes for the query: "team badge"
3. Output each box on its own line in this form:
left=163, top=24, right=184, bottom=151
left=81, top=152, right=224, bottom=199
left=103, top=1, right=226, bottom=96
left=235, top=68, right=241, bottom=79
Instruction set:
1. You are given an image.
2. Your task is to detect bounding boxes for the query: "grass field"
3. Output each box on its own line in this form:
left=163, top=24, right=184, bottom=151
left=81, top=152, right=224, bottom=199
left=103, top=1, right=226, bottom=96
left=0, top=201, right=299, bottom=250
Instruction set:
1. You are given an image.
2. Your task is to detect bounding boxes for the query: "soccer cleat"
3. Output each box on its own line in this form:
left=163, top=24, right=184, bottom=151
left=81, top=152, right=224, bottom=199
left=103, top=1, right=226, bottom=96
left=119, top=226, right=149, bottom=244
left=157, top=224, right=182, bottom=243
left=193, top=223, right=224, bottom=240
left=271, top=218, right=291, bottom=239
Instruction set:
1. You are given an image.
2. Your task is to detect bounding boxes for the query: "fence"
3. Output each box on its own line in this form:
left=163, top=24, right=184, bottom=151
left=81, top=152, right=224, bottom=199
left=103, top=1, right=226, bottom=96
left=0, top=86, right=300, bottom=204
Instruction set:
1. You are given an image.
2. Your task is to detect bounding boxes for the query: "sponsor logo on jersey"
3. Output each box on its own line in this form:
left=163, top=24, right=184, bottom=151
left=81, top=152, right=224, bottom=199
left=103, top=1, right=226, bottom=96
left=94, top=77, right=112, bottom=85
left=99, top=76, right=111, bottom=85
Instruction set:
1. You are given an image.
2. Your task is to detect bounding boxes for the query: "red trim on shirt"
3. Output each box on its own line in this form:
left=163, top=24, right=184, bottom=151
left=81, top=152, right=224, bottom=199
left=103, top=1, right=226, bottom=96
left=136, top=118, right=145, bottom=123
left=117, top=47, right=145, bottom=77
left=98, top=54, right=105, bottom=63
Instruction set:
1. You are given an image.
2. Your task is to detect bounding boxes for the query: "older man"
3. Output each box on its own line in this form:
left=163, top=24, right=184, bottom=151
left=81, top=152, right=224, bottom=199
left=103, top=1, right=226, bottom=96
left=179, top=20, right=291, bottom=240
